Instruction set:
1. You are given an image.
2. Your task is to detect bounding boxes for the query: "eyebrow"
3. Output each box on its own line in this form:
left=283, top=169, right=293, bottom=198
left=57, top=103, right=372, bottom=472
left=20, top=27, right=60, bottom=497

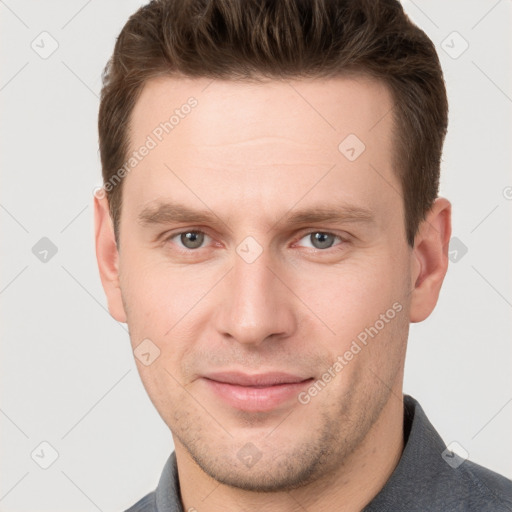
left=137, top=201, right=375, bottom=229
left=138, top=202, right=221, bottom=226
left=278, top=205, right=375, bottom=227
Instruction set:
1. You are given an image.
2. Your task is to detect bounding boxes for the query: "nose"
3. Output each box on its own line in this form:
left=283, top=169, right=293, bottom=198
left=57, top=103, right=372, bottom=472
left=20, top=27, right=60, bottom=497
left=213, top=247, right=298, bottom=347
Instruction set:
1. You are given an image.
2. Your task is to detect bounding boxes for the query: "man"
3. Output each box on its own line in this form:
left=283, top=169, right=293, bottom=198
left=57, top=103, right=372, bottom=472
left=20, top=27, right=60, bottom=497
left=94, top=0, right=512, bottom=510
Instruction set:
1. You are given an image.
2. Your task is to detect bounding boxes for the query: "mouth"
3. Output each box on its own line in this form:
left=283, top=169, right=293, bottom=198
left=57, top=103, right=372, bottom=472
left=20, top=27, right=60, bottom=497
left=201, top=372, right=314, bottom=412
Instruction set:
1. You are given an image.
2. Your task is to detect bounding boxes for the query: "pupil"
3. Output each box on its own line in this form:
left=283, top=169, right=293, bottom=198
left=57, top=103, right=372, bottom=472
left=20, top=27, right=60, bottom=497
left=313, top=232, right=333, bottom=249
left=182, top=232, right=203, bottom=249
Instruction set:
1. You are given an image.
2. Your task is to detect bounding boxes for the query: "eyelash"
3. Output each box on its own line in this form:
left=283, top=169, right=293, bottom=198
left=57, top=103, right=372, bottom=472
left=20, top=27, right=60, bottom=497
left=162, top=228, right=350, bottom=255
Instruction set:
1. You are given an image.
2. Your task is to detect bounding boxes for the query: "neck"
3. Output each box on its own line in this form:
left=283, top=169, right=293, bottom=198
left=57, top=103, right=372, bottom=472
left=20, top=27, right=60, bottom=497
left=175, top=391, right=405, bottom=512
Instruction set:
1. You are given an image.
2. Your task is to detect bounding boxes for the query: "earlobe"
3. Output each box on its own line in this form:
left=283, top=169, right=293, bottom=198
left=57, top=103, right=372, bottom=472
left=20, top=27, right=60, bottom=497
left=94, top=194, right=127, bottom=323
left=409, top=197, right=452, bottom=323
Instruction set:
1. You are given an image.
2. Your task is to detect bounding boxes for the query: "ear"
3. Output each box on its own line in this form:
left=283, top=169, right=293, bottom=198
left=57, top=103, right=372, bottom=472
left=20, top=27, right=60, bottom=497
left=409, top=197, right=452, bottom=323
left=94, top=192, right=127, bottom=323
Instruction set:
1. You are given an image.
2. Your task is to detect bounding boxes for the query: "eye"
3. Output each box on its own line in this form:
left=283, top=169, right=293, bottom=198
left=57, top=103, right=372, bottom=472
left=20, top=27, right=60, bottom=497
left=296, top=231, right=345, bottom=250
left=167, top=230, right=211, bottom=250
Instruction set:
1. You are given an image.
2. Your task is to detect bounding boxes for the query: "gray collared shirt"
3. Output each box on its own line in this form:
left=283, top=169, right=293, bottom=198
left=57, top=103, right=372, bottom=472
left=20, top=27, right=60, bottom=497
left=125, top=395, right=512, bottom=511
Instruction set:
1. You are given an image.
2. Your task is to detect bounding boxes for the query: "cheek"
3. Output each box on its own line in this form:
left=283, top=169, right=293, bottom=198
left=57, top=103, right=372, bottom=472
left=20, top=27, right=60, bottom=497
left=119, top=254, right=207, bottom=340
left=292, top=251, right=408, bottom=348
left=119, top=255, right=212, bottom=395
left=121, top=264, right=196, bottom=410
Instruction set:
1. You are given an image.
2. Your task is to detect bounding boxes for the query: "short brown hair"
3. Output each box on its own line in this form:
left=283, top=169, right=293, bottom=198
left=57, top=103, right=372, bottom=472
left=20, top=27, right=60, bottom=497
left=98, top=0, right=448, bottom=247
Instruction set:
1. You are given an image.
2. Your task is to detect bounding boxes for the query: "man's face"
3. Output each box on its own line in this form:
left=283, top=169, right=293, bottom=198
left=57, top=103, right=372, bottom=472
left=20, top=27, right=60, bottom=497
left=112, top=76, right=414, bottom=490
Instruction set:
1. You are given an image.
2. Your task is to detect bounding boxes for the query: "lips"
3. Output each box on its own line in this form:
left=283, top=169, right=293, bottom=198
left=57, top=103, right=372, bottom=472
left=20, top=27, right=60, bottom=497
left=201, top=371, right=313, bottom=412
left=204, top=371, right=310, bottom=387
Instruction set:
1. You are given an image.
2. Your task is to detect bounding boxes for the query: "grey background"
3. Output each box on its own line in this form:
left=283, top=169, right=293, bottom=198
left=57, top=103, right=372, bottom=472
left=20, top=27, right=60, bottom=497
left=1, top=1, right=511, bottom=510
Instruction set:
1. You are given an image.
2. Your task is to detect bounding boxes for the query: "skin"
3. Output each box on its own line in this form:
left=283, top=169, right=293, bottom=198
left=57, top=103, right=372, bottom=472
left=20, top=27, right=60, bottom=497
left=95, top=75, right=451, bottom=511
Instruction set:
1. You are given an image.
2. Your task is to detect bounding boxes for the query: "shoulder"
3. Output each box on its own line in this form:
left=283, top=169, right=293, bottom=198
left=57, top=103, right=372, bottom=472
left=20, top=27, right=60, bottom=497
left=365, top=396, right=512, bottom=512
left=406, top=395, right=512, bottom=511
left=455, top=458, right=512, bottom=511
left=123, top=491, right=157, bottom=512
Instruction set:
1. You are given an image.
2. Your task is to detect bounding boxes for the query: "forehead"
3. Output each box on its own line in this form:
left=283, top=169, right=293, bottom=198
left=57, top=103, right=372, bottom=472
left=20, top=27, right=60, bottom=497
left=122, top=74, right=400, bottom=230
left=129, top=74, right=395, bottom=151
